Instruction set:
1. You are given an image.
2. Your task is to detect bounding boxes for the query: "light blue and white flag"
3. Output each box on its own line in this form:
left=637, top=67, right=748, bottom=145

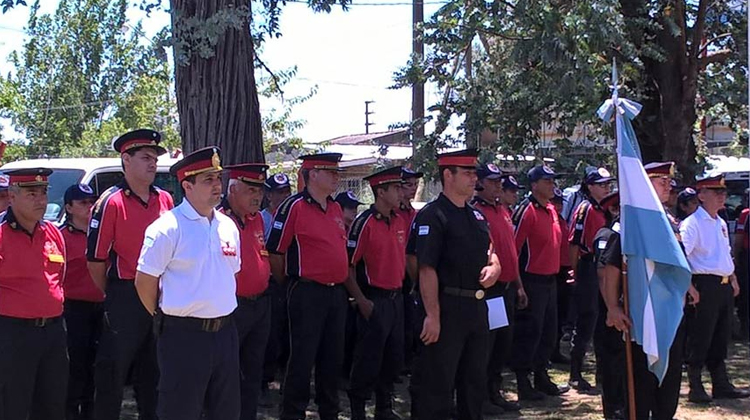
left=597, top=62, right=692, bottom=384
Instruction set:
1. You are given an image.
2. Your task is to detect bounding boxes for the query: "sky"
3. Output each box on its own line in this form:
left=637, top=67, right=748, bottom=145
left=0, top=0, right=450, bottom=145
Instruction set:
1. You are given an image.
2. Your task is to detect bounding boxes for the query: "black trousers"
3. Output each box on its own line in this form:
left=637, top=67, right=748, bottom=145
left=511, top=273, right=557, bottom=374
left=235, top=295, right=272, bottom=420
left=280, top=281, right=348, bottom=420
left=349, top=291, right=405, bottom=401
left=593, top=296, right=626, bottom=419
left=156, top=317, right=240, bottom=420
left=63, top=299, right=104, bottom=420
left=342, top=298, right=359, bottom=379
left=410, top=294, right=490, bottom=420
left=571, top=257, right=599, bottom=360
left=686, top=275, right=733, bottom=371
left=557, top=268, right=574, bottom=342
left=486, top=282, right=517, bottom=391
left=630, top=321, right=685, bottom=420
left=0, top=315, right=68, bottom=420
left=736, top=250, right=749, bottom=338
left=403, top=276, right=419, bottom=369
left=263, top=280, right=289, bottom=384
left=93, top=279, right=158, bottom=420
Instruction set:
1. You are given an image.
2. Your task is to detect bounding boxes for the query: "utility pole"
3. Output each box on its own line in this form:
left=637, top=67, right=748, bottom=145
left=412, top=0, right=424, bottom=142
left=365, top=100, right=375, bottom=134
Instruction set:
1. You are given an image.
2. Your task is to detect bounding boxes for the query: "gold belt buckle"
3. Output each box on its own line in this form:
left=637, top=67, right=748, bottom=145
left=721, top=276, right=729, bottom=284
left=474, top=290, right=485, bottom=300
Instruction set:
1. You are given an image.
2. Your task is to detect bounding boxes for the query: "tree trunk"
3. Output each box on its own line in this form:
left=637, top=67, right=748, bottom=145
left=170, top=0, right=265, bottom=165
left=620, top=0, right=701, bottom=182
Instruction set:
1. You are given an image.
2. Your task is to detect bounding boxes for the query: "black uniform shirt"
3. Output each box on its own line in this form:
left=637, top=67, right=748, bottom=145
left=409, top=193, right=491, bottom=290
left=599, top=220, right=622, bottom=270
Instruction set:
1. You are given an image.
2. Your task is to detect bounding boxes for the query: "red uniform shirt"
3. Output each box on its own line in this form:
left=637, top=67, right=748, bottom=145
left=513, top=196, right=562, bottom=276
left=472, top=197, right=519, bottom=282
left=87, top=181, right=173, bottom=280
left=559, top=215, right=571, bottom=268
left=266, top=190, right=349, bottom=284
left=0, top=208, right=66, bottom=318
left=568, top=200, right=606, bottom=256
left=61, top=223, right=105, bottom=302
left=395, top=203, right=417, bottom=230
left=737, top=208, right=749, bottom=251
left=348, top=207, right=407, bottom=290
left=220, top=202, right=271, bottom=297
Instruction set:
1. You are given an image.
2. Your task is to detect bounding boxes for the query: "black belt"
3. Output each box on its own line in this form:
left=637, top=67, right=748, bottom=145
left=0, top=315, right=62, bottom=328
left=693, top=274, right=730, bottom=284
left=580, top=254, right=595, bottom=262
left=161, top=314, right=232, bottom=333
left=442, top=287, right=486, bottom=300
left=297, top=277, right=343, bottom=288
left=367, top=287, right=402, bottom=300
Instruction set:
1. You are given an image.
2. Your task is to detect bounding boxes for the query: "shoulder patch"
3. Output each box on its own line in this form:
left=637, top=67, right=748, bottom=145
left=418, top=225, right=430, bottom=236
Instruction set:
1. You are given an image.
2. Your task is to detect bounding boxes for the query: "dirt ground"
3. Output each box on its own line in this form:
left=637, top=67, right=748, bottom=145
left=123, top=340, right=750, bottom=420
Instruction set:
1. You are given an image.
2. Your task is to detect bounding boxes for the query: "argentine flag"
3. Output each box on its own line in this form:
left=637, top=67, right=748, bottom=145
left=597, top=66, right=692, bottom=384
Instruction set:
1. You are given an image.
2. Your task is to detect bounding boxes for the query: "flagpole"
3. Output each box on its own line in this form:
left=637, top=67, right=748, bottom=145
left=621, top=261, right=637, bottom=420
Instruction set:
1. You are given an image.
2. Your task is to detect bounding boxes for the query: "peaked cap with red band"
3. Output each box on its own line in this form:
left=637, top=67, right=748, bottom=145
left=4, top=168, right=53, bottom=187
left=364, top=166, right=404, bottom=187
left=225, top=163, right=269, bottom=185
left=170, top=147, right=223, bottom=182
left=299, top=153, right=344, bottom=171
left=696, top=174, right=726, bottom=190
left=112, top=129, right=167, bottom=156
left=643, top=161, right=675, bottom=178
left=437, top=148, right=479, bottom=168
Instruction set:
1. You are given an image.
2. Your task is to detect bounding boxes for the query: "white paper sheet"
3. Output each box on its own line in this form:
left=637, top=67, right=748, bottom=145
left=487, top=297, right=509, bottom=330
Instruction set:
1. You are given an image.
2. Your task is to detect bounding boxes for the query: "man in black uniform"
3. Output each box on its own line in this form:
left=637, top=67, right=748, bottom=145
left=592, top=192, right=626, bottom=420
left=408, top=149, right=502, bottom=420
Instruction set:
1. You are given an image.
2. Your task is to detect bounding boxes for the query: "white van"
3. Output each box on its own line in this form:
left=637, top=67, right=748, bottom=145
left=0, top=155, right=180, bottom=222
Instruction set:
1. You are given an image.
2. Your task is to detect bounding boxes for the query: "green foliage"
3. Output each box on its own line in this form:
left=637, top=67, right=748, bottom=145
left=396, top=0, right=747, bottom=178
left=1, top=0, right=178, bottom=160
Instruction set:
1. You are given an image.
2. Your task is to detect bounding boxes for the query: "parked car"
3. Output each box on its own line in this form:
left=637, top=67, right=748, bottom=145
left=0, top=155, right=181, bottom=222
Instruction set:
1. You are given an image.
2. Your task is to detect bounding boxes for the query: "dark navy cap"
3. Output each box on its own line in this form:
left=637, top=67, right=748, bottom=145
left=477, top=162, right=503, bottom=180
left=0, top=173, right=8, bottom=191
left=527, top=165, right=559, bottom=183
left=335, top=191, right=363, bottom=209
left=112, top=129, right=166, bottom=156
left=501, top=175, right=524, bottom=190
left=265, top=172, right=291, bottom=191
left=551, top=187, right=564, bottom=202
left=401, top=168, right=424, bottom=180
left=64, top=183, right=97, bottom=204
left=584, top=167, right=615, bottom=184
left=677, top=187, right=697, bottom=204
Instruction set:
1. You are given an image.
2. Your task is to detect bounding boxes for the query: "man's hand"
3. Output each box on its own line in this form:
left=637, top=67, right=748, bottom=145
left=479, top=264, right=500, bottom=289
left=420, top=315, right=440, bottom=345
left=517, top=286, right=529, bottom=310
left=687, top=284, right=700, bottom=306
left=606, top=306, right=632, bottom=333
left=731, top=274, right=740, bottom=298
left=357, top=298, right=375, bottom=320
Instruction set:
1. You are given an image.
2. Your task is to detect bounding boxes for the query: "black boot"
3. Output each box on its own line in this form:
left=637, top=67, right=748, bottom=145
left=487, top=377, right=520, bottom=411
left=349, top=395, right=367, bottom=420
left=534, top=369, right=570, bottom=396
left=710, top=364, right=750, bottom=399
left=687, top=366, right=712, bottom=404
left=568, top=354, right=595, bottom=393
left=516, top=372, right=545, bottom=401
left=374, top=391, right=403, bottom=420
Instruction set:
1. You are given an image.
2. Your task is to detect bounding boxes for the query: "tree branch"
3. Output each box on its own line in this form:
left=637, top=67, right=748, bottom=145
left=697, top=32, right=732, bottom=57
left=256, top=55, right=284, bottom=99
left=699, top=49, right=732, bottom=69
left=689, top=0, right=709, bottom=70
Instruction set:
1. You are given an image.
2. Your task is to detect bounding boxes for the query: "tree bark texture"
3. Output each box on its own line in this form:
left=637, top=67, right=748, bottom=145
left=619, top=0, right=710, bottom=182
left=170, top=0, right=265, bottom=165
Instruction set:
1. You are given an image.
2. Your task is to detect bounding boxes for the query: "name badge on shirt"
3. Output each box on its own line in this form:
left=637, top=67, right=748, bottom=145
left=48, top=254, right=65, bottom=263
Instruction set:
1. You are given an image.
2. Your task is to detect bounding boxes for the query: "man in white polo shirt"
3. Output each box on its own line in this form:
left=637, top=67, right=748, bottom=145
left=135, top=147, right=242, bottom=420
left=681, top=173, right=749, bottom=404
